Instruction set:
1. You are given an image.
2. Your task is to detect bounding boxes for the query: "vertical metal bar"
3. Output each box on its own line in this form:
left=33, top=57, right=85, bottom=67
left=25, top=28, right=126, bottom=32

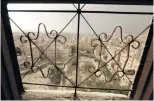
left=28, top=38, right=34, bottom=71
left=54, top=37, right=57, bottom=89
left=55, top=38, right=57, bottom=65
left=74, top=2, right=80, bottom=100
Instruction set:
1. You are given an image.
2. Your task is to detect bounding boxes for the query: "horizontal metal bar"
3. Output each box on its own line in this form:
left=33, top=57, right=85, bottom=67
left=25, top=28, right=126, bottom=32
left=82, top=11, right=153, bottom=15
left=7, top=0, right=153, bottom=5
left=77, top=86, right=132, bottom=91
left=23, top=82, right=132, bottom=91
left=23, top=82, right=75, bottom=88
left=8, top=10, right=153, bottom=15
left=8, top=10, right=77, bottom=13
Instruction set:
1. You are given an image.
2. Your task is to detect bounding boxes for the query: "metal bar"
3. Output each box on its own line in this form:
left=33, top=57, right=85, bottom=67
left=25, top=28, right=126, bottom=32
left=72, top=3, right=77, bottom=10
left=74, top=3, right=80, bottom=99
left=55, top=37, right=57, bottom=65
left=28, top=39, right=34, bottom=71
left=22, top=82, right=132, bottom=91
left=23, top=82, right=75, bottom=88
left=8, top=10, right=77, bottom=12
left=77, top=86, right=132, bottom=91
left=80, top=4, right=86, bottom=9
left=81, top=11, right=153, bottom=15
left=8, top=10, right=153, bottom=15
left=6, top=0, right=153, bottom=5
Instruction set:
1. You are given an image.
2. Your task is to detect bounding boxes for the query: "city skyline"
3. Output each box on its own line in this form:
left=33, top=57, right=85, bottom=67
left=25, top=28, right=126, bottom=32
left=8, top=4, right=152, bottom=35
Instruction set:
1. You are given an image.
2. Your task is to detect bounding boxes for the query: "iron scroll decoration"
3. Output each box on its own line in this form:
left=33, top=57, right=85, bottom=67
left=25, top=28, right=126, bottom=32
left=20, top=23, right=67, bottom=79
left=10, top=17, right=152, bottom=84
left=13, top=20, right=152, bottom=86
left=9, top=12, right=78, bottom=87
left=89, top=26, right=140, bottom=82
left=76, top=13, right=152, bottom=87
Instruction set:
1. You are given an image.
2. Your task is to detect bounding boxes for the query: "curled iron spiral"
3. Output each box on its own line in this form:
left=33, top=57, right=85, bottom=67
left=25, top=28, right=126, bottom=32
left=88, top=66, right=124, bottom=82
left=31, top=66, right=58, bottom=78
left=20, top=23, right=66, bottom=42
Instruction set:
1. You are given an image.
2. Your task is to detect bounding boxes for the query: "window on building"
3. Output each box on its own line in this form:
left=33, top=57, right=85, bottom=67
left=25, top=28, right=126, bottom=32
left=7, top=3, right=153, bottom=99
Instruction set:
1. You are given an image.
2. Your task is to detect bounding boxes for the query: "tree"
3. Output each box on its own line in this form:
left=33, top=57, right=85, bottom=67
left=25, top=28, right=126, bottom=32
left=15, top=47, right=22, bottom=56
left=70, top=45, right=76, bottom=56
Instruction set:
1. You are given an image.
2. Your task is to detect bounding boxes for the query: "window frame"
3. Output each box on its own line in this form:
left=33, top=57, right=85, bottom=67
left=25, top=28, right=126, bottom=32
left=1, top=0, right=153, bottom=100
left=1, top=6, right=23, bottom=100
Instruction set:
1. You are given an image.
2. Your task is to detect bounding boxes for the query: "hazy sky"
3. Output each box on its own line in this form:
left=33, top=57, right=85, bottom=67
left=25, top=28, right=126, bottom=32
left=8, top=4, right=152, bottom=36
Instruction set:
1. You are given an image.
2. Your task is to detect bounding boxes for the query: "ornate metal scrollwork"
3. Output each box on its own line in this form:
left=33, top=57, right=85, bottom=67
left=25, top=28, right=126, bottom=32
left=89, top=26, right=141, bottom=82
left=19, top=23, right=66, bottom=79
